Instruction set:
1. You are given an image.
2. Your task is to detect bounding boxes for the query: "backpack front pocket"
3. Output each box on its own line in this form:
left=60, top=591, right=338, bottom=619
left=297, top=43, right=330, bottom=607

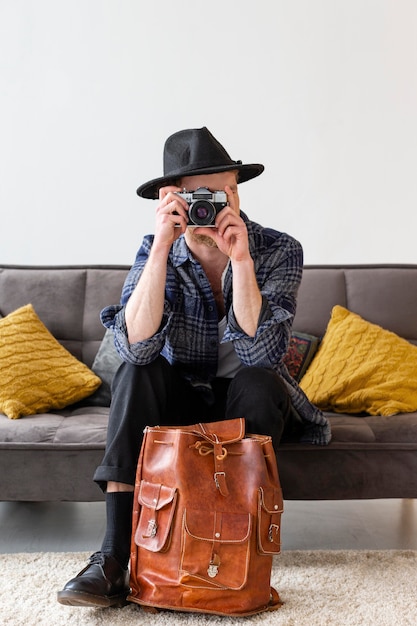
left=180, top=508, right=252, bottom=590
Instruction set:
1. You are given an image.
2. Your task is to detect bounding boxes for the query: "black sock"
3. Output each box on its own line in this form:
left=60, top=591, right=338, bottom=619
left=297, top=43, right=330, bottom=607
left=100, top=491, right=134, bottom=569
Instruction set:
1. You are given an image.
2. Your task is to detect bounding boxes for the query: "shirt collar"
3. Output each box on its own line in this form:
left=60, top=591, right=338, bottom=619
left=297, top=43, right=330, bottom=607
left=171, top=236, right=194, bottom=267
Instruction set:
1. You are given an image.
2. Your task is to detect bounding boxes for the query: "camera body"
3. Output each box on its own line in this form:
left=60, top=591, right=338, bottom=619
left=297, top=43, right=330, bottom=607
left=176, top=187, right=228, bottom=227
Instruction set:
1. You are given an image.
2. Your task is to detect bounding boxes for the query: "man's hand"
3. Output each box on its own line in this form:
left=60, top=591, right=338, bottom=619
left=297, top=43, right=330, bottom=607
left=125, top=185, right=189, bottom=344
left=193, top=186, right=251, bottom=262
left=153, top=186, right=189, bottom=250
left=192, top=184, right=261, bottom=336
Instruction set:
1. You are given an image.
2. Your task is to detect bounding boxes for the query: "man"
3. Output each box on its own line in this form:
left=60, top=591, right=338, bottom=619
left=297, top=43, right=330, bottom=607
left=58, top=127, right=330, bottom=608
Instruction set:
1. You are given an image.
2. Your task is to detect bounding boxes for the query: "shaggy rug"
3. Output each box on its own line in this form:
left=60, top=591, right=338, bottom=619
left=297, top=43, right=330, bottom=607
left=1, top=550, right=416, bottom=625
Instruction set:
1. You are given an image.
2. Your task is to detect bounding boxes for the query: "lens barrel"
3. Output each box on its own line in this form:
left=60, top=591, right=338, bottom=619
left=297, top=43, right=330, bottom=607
left=188, top=200, right=216, bottom=226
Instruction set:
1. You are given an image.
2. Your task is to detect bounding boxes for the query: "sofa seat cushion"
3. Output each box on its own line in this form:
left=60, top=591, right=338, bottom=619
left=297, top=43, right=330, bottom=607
left=325, top=412, right=417, bottom=445
left=2, top=408, right=417, bottom=452
left=325, top=415, right=376, bottom=443
left=0, top=409, right=109, bottom=446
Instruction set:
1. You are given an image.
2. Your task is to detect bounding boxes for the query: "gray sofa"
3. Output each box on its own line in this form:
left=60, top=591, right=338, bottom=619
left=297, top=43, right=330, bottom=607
left=1, top=264, right=417, bottom=502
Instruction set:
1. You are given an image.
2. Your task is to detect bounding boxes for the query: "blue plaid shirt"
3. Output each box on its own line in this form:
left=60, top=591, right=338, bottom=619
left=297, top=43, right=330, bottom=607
left=101, top=213, right=330, bottom=445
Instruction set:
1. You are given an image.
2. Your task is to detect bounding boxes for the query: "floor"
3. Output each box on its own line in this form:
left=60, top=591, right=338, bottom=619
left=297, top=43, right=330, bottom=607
left=0, top=498, right=416, bottom=554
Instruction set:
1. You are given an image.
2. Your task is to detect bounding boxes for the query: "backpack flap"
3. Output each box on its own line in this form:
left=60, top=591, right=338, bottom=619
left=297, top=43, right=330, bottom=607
left=195, top=417, right=245, bottom=444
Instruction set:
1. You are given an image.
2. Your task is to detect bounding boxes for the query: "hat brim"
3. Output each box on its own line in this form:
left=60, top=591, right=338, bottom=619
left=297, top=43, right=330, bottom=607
left=136, top=163, right=264, bottom=199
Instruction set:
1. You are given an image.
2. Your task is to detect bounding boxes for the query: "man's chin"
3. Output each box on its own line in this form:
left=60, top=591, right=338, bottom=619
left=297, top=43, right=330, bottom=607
left=187, top=230, right=218, bottom=248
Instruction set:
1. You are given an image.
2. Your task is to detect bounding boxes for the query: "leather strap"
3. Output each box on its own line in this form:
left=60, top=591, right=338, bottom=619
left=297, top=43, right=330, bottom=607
left=213, top=440, right=229, bottom=496
left=193, top=439, right=230, bottom=496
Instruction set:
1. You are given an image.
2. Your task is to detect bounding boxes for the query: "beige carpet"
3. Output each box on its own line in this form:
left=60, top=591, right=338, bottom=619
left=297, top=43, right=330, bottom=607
left=1, top=550, right=416, bottom=625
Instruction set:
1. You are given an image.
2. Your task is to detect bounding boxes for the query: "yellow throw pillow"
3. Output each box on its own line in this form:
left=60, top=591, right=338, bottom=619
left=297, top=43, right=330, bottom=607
left=300, top=305, right=417, bottom=416
left=0, top=304, right=101, bottom=419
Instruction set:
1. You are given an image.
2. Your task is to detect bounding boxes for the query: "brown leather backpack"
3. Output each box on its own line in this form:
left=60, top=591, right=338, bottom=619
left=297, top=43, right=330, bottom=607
left=128, top=418, right=283, bottom=616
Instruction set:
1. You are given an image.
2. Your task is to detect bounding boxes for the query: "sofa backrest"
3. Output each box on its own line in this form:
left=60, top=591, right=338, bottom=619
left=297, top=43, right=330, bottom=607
left=0, top=265, right=129, bottom=367
left=293, top=265, right=417, bottom=344
left=1, top=264, right=417, bottom=367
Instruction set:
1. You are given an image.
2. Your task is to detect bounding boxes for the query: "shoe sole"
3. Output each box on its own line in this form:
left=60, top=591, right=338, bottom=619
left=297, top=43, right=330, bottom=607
left=57, top=589, right=129, bottom=608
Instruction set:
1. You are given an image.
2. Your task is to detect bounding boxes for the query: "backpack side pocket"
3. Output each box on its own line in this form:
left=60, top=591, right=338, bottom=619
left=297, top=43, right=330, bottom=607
left=134, top=480, right=177, bottom=553
left=257, top=486, right=283, bottom=555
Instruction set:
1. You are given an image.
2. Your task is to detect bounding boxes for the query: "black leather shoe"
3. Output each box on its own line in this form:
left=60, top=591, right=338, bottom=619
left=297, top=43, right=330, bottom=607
left=57, top=552, right=130, bottom=608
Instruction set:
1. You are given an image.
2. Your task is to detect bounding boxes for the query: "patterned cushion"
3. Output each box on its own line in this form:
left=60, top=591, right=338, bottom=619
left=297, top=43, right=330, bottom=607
left=0, top=304, right=101, bottom=419
left=283, top=332, right=320, bottom=381
left=300, top=305, right=417, bottom=415
left=84, top=328, right=123, bottom=406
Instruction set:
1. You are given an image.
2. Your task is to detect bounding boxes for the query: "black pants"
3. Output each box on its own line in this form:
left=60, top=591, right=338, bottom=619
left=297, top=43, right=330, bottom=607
left=94, top=356, right=301, bottom=491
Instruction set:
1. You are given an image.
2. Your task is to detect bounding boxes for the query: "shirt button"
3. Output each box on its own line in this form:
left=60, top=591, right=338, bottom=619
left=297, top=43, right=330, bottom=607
left=208, top=305, right=214, bottom=312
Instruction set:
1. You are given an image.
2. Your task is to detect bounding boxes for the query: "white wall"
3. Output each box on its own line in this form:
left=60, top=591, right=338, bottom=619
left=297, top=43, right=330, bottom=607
left=1, top=0, right=416, bottom=266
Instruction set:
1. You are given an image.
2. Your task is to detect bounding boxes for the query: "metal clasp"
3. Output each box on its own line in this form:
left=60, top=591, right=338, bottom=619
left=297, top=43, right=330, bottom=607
left=214, top=472, right=226, bottom=491
left=207, top=553, right=221, bottom=578
left=143, top=519, right=158, bottom=538
left=207, top=563, right=219, bottom=578
left=268, top=523, right=279, bottom=543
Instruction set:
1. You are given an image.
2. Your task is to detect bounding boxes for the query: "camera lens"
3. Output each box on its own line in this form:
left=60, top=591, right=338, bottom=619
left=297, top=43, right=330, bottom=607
left=189, top=200, right=216, bottom=226
left=196, top=206, right=209, bottom=220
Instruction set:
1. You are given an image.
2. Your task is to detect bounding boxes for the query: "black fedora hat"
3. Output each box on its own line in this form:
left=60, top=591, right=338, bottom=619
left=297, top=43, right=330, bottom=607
left=136, top=127, right=264, bottom=199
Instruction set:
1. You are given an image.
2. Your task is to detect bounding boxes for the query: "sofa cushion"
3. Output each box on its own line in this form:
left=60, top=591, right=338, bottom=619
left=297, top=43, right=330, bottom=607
left=0, top=408, right=109, bottom=445
left=83, top=329, right=123, bottom=406
left=300, top=305, right=417, bottom=416
left=283, top=332, right=320, bottom=381
left=0, top=304, right=101, bottom=419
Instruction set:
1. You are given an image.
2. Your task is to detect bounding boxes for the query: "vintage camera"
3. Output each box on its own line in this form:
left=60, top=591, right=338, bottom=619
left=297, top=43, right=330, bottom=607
left=176, top=187, right=228, bottom=227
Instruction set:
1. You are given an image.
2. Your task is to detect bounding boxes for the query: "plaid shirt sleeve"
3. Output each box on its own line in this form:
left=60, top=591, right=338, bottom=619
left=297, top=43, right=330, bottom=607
left=100, top=235, right=174, bottom=364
